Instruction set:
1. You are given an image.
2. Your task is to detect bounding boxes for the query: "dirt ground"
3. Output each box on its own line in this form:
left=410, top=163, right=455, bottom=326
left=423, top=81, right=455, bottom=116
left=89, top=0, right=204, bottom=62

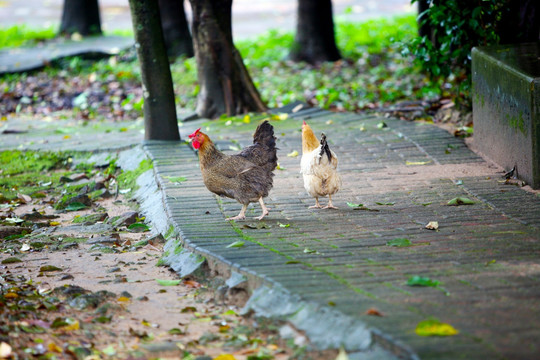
left=1, top=185, right=336, bottom=359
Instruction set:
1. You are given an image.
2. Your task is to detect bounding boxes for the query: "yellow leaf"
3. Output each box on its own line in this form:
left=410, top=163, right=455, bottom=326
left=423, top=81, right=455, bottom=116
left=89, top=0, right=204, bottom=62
left=415, top=319, right=458, bottom=336
left=50, top=221, right=61, bottom=226
left=5, top=292, right=18, bottom=299
left=117, top=296, right=130, bottom=302
left=326, top=119, right=334, bottom=125
left=406, top=160, right=432, bottom=166
left=213, top=354, right=236, bottom=360
left=271, top=113, right=288, bottom=121
left=243, top=115, right=251, bottom=123
left=63, top=135, right=71, bottom=140
left=119, top=127, right=128, bottom=132
left=63, top=319, right=80, bottom=331
left=287, top=150, right=299, bottom=157
left=48, top=342, right=62, bottom=353
left=141, top=319, right=151, bottom=327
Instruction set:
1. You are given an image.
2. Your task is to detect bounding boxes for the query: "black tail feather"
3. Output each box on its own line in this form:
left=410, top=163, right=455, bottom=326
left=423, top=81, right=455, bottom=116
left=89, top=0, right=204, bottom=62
left=253, top=120, right=276, bottom=150
left=319, top=133, right=332, bottom=164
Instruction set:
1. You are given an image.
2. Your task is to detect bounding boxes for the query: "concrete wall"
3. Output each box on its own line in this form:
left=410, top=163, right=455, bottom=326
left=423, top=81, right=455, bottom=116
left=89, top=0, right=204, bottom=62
left=472, top=44, right=540, bottom=188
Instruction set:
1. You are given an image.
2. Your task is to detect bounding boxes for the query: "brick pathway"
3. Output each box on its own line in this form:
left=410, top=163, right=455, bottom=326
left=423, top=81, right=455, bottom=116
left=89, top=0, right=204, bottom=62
left=148, top=108, right=540, bottom=359
left=2, top=107, right=539, bottom=359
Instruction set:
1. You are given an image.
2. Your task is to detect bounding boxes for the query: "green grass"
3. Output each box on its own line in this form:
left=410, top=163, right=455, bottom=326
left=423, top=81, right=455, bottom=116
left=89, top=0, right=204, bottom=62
left=0, top=25, right=56, bottom=49
left=0, top=15, right=451, bottom=118
left=0, top=150, right=68, bottom=201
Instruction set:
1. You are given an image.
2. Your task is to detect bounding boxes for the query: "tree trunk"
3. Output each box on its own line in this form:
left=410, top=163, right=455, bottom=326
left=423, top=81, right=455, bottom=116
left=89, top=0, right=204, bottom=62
left=417, top=0, right=431, bottom=38
left=189, top=0, right=267, bottom=119
left=128, top=0, right=180, bottom=141
left=59, top=0, right=102, bottom=36
left=289, top=0, right=341, bottom=64
left=158, top=0, right=194, bottom=58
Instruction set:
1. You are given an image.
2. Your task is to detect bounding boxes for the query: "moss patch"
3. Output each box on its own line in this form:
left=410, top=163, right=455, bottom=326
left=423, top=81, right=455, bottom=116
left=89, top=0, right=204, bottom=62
left=116, top=158, right=153, bottom=197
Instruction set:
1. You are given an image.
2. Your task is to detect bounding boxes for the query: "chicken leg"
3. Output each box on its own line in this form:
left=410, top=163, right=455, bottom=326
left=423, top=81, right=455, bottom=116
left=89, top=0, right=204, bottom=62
left=309, top=197, right=323, bottom=209
left=226, top=204, right=248, bottom=221
left=323, top=195, right=338, bottom=209
left=256, top=198, right=269, bottom=220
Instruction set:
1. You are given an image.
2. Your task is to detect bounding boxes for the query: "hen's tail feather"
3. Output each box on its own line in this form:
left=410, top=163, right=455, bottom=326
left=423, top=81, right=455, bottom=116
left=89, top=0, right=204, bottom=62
left=250, top=120, right=278, bottom=173
left=319, top=133, right=332, bottom=164
left=253, top=120, right=276, bottom=149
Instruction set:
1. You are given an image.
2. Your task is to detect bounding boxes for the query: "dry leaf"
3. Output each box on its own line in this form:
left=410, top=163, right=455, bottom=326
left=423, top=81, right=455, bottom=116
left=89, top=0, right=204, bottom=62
left=183, top=280, right=202, bottom=288
left=17, top=193, right=32, bottom=203
left=365, top=308, right=384, bottom=317
left=425, top=221, right=439, bottom=230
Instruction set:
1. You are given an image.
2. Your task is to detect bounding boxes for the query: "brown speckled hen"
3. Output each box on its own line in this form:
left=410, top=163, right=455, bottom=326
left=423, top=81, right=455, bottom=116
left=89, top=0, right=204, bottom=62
left=188, top=121, right=277, bottom=221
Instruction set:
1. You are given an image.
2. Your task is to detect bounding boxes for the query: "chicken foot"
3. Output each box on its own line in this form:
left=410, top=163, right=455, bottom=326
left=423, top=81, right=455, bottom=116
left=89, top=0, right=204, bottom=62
left=226, top=204, right=248, bottom=221
left=323, top=195, right=338, bottom=209
left=255, top=197, right=269, bottom=220
left=309, top=198, right=323, bottom=209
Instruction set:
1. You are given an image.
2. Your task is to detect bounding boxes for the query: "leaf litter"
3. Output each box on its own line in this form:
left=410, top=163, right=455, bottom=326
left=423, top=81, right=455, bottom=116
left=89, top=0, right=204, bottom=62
left=0, top=151, right=335, bottom=360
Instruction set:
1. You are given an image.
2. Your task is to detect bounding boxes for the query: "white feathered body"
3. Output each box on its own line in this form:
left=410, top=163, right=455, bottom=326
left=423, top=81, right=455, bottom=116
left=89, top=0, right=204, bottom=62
left=300, top=145, right=341, bottom=199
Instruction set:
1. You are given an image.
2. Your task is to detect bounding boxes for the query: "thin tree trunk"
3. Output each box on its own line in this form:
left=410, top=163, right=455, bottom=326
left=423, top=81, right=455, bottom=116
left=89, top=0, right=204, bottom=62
left=158, top=0, right=194, bottom=58
left=128, top=0, right=180, bottom=141
left=289, top=0, right=341, bottom=64
left=189, top=0, right=266, bottom=119
left=59, top=0, right=102, bottom=36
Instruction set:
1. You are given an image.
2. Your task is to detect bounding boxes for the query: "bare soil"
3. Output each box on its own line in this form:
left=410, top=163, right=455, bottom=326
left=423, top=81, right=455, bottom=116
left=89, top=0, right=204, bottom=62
left=1, top=193, right=335, bottom=359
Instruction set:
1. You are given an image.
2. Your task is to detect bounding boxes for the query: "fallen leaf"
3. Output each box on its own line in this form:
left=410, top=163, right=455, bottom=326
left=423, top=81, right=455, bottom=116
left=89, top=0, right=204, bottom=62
left=65, top=202, right=87, bottom=211
left=181, top=306, right=197, bottom=313
left=214, top=354, right=237, bottom=360
left=226, top=240, right=245, bottom=248
left=375, top=201, right=395, bottom=206
left=183, top=280, right=202, bottom=288
left=406, top=160, right=432, bottom=165
left=407, top=276, right=440, bottom=287
left=415, top=319, right=458, bottom=336
left=20, top=243, right=31, bottom=252
left=40, top=265, right=62, bottom=272
left=168, top=328, right=184, bottom=335
left=117, top=296, right=130, bottom=302
left=49, top=221, right=61, bottom=226
left=365, top=308, right=384, bottom=317
left=377, top=121, right=387, bottom=129
left=276, top=163, right=286, bottom=170
left=48, top=342, right=62, bottom=353
left=425, top=221, right=439, bottom=230
left=1, top=257, right=22, bottom=264
left=128, top=223, right=150, bottom=232
left=155, top=279, right=181, bottom=286
left=447, top=197, right=475, bottom=206
left=386, top=238, right=412, bottom=247
left=287, top=150, right=299, bottom=157
left=278, top=223, right=290, bottom=228
left=17, top=193, right=32, bottom=203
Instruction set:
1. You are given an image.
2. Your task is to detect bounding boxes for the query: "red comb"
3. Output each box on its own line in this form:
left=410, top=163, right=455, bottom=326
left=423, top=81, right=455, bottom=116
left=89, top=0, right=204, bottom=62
left=303, top=120, right=307, bottom=125
left=188, top=128, right=201, bottom=138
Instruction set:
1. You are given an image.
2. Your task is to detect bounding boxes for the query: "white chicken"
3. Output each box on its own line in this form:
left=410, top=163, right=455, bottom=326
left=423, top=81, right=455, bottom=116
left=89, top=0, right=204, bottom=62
left=300, top=121, right=342, bottom=209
